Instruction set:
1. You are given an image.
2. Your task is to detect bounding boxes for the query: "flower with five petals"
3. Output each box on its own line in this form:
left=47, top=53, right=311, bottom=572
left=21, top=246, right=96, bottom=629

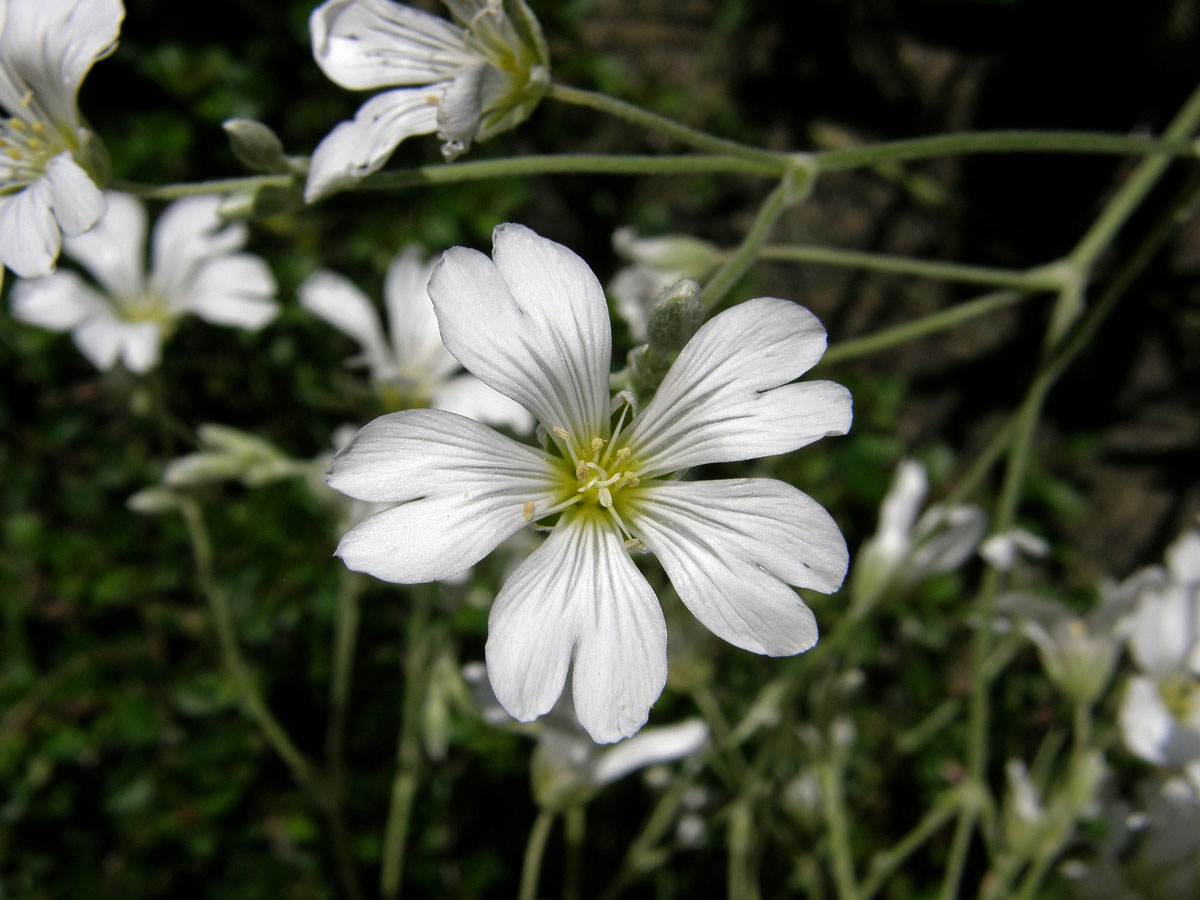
left=328, top=224, right=852, bottom=742
left=0, top=0, right=123, bottom=277
left=306, top=0, right=550, bottom=201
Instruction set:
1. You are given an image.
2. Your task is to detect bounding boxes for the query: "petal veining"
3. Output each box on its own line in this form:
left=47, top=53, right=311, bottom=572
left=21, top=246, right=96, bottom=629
left=629, top=478, right=848, bottom=656
left=628, top=297, right=852, bottom=477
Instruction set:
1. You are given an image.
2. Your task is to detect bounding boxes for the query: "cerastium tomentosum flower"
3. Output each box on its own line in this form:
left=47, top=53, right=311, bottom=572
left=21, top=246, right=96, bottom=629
left=305, top=0, right=550, bottom=201
left=328, top=224, right=852, bottom=742
left=10, top=191, right=279, bottom=373
left=0, top=0, right=123, bottom=277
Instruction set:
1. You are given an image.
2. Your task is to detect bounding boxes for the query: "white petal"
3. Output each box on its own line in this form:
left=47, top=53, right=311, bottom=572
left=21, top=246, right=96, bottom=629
left=877, top=459, right=927, bottom=554
left=486, top=515, right=668, bottom=743
left=628, top=298, right=852, bottom=478
left=431, top=373, right=534, bottom=431
left=382, top=244, right=456, bottom=381
left=61, top=190, right=145, bottom=298
left=300, top=269, right=393, bottom=376
left=629, top=478, right=848, bottom=656
left=570, top=520, right=669, bottom=743
left=310, top=0, right=474, bottom=90
left=0, top=0, right=122, bottom=128
left=909, top=505, right=987, bottom=577
left=117, top=321, right=164, bottom=374
left=45, top=153, right=105, bottom=237
left=304, top=86, right=442, bottom=202
left=181, top=255, right=279, bottom=330
left=1129, top=583, right=1196, bottom=678
left=0, top=177, right=59, bottom=278
left=435, top=62, right=485, bottom=159
left=71, top=315, right=159, bottom=373
left=428, top=223, right=612, bottom=441
left=1120, top=676, right=1175, bottom=765
left=329, top=408, right=557, bottom=582
left=593, top=718, right=708, bottom=786
left=1166, top=530, right=1200, bottom=585
left=10, top=270, right=107, bottom=331
left=150, top=196, right=246, bottom=299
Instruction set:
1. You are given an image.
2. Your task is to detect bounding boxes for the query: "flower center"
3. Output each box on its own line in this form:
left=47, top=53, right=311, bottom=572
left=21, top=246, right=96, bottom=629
left=1159, top=675, right=1200, bottom=721
left=117, top=291, right=172, bottom=327
left=0, top=95, right=67, bottom=192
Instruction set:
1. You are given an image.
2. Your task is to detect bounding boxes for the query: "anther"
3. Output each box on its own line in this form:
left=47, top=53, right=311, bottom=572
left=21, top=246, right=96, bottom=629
left=522, top=501, right=534, bottom=522
left=19, top=90, right=33, bottom=108
left=575, top=461, right=588, bottom=481
left=615, top=447, right=630, bottom=462
left=10, top=119, right=27, bottom=132
left=623, top=473, right=640, bottom=487
left=30, top=122, right=45, bottom=136
left=590, top=437, right=605, bottom=455
left=598, top=487, right=613, bottom=509
left=552, top=427, right=570, bottom=440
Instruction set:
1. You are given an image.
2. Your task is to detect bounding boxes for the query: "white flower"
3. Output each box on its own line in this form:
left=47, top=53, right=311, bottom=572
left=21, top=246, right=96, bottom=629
left=1119, top=530, right=1200, bottom=783
left=10, top=192, right=279, bottom=373
left=849, top=458, right=986, bottom=605
left=979, top=528, right=1050, bottom=571
left=994, top=585, right=1134, bottom=705
left=305, top=0, right=550, bottom=201
left=299, top=244, right=531, bottom=430
left=463, top=662, right=708, bottom=809
left=328, top=224, right=852, bottom=742
left=0, top=0, right=123, bottom=277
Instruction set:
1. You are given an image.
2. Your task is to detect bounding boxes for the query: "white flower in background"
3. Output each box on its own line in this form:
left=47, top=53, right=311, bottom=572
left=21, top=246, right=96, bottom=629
left=994, top=583, right=1136, bottom=705
left=306, top=0, right=550, bottom=201
left=1119, top=530, right=1200, bottom=784
left=0, top=0, right=123, bottom=277
left=328, top=224, right=852, bottom=742
left=463, top=662, right=708, bottom=809
left=849, top=458, right=986, bottom=605
left=299, top=244, right=531, bottom=430
left=10, top=192, right=279, bottom=373
left=609, top=227, right=721, bottom=343
left=979, top=527, right=1050, bottom=571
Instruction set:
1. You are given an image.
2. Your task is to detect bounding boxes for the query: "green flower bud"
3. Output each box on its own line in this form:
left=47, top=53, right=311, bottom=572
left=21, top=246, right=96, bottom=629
left=223, top=118, right=287, bottom=173
left=647, top=278, right=702, bottom=354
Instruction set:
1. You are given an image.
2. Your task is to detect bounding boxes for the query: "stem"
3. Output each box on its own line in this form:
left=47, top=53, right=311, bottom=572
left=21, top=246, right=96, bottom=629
left=517, top=810, right=557, bottom=900
left=700, top=171, right=809, bottom=312
left=380, top=592, right=435, bottom=899
left=860, top=789, right=967, bottom=900
left=326, top=573, right=366, bottom=900
left=820, top=289, right=1032, bottom=366
left=727, top=800, right=763, bottom=900
left=820, top=756, right=860, bottom=900
left=113, top=173, right=293, bottom=200
left=548, top=83, right=788, bottom=169
left=361, top=153, right=782, bottom=189
left=1069, top=84, right=1200, bottom=271
left=755, top=245, right=1064, bottom=291
left=179, top=501, right=320, bottom=792
left=563, top=804, right=586, bottom=900
left=815, top=131, right=1193, bottom=173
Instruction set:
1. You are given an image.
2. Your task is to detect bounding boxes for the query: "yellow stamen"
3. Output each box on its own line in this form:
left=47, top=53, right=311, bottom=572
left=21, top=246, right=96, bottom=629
left=522, top=501, right=534, bottom=522
left=552, top=427, right=570, bottom=440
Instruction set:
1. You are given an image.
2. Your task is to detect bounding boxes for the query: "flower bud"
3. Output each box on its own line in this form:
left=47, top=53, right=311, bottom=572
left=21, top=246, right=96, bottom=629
left=223, top=118, right=287, bottom=173
left=647, top=278, right=703, bottom=354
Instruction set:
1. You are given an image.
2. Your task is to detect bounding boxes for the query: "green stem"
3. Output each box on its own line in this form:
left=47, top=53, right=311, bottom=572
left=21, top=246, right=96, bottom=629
left=563, top=804, right=586, bottom=900
left=113, top=173, right=293, bottom=200
left=700, top=171, right=810, bottom=312
left=820, top=289, right=1032, bottom=366
left=815, top=131, right=1193, bottom=173
left=548, top=83, right=788, bottom=169
left=820, top=756, right=860, bottom=900
left=517, top=810, right=557, bottom=900
left=1069, top=84, right=1200, bottom=271
left=179, top=501, right=320, bottom=792
left=380, top=592, right=435, bottom=899
left=326, top=572, right=366, bottom=900
left=860, top=789, right=967, bottom=900
left=755, top=245, right=1065, bottom=291
left=727, top=800, right=763, bottom=900
left=938, top=809, right=979, bottom=900
left=598, top=766, right=697, bottom=900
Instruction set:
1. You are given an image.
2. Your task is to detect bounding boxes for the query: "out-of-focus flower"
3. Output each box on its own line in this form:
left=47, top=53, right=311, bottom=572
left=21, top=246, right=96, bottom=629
left=328, top=223, right=852, bottom=742
left=609, top=227, right=721, bottom=343
left=163, top=425, right=306, bottom=488
left=995, top=584, right=1135, bottom=705
left=10, top=192, right=278, bottom=373
left=1119, top=530, right=1200, bottom=785
left=463, top=662, right=708, bottom=810
left=299, top=244, right=531, bottom=430
left=979, top=528, right=1049, bottom=571
left=305, top=0, right=550, bottom=201
left=0, top=0, right=122, bottom=277
left=849, top=458, right=986, bottom=605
